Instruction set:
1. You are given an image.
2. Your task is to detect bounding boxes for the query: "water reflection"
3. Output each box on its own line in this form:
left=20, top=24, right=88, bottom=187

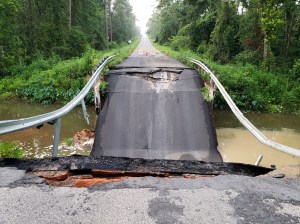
left=213, top=110, right=300, bottom=168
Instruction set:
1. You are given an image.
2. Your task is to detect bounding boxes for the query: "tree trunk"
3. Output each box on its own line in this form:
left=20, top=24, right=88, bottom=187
left=104, top=0, right=108, bottom=41
left=284, top=11, right=294, bottom=58
left=263, top=35, right=268, bottom=61
left=108, top=0, right=112, bottom=42
left=68, top=0, right=72, bottom=29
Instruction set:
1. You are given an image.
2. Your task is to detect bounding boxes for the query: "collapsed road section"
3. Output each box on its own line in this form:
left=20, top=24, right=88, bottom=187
left=0, top=155, right=272, bottom=188
left=91, top=67, right=222, bottom=162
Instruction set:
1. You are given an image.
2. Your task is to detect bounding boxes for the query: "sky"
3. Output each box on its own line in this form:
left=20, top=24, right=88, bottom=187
left=129, top=0, right=157, bottom=35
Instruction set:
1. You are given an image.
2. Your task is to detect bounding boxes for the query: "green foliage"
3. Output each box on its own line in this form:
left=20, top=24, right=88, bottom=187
left=170, top=24, right=192, bottom=51
left=100, top=81, right=109, bottom=96
left=234, top=50, right=261, bottom=66
left=0, top=141, right=23, bottom=159
left=200, top=72, right=210, bottom=81
left=201, top=87, right=212, bottom=102
left=209, top=1, right=240, bottom=63
left=64, top=138, right=73, bottom=147
left=148, top=0, right=300, bottom=70
left=112, top=0, right=139, bottom=43
left=148, top=0, right=300, bottom=115
left=0, top=0, right=139, bottom=76
left=0, top=38, right=140, bottom=104
left=151, top=39, right=300, bottom=114
left=290, top=59, right=300, bottom=80
left=170, top=35, right=192, bottom=51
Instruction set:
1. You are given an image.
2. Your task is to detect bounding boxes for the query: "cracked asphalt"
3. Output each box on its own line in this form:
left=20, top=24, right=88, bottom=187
left=0, top=167, right=299, bottom=224
left=1, top=38, right=299, bottom=223
left=92, top=37, right=222, bottom=162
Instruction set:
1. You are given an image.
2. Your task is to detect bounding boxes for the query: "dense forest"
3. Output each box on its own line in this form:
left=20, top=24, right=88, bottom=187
left=0, top=0, right=139, bottom=75
left=0, top=0, right=139, bottom=104
left=147, top=0, right=300, bottom=114
left=148, top=0, right=299, bottom=68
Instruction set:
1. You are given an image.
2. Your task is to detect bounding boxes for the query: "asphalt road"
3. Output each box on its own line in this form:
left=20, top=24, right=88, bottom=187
left=1, top=167, right=299, bottom=224
left=91, top=37, right=222, bottom=162
left=1, top=38, right=299, bottom=223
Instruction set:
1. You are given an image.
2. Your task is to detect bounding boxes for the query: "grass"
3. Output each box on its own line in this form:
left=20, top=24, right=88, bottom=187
left=0, top=141, right=24, bottom=159
left=0, top=38, right=141, bottom=104
left=64, top=138, right=73, bottom=147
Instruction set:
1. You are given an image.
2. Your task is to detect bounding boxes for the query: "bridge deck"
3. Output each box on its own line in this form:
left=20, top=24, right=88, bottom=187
left=91, top=37, right=222, bottom=162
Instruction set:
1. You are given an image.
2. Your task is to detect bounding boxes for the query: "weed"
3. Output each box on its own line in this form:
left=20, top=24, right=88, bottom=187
left=0, top=141, right=24, bottom=159
left=64, top=138, right=73, bottom=147
left=100, top=81, right=109, bottom=96
left=201, top=87, right=212, bottom=102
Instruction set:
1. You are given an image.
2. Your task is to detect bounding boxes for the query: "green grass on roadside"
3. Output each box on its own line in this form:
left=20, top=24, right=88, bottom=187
left=0, top=38, right=141, bottom=104
left=64, top=138, right=73, bottom=147
left=0, top=141, right=24, bottom=159
left=150, top=38, right=300, bottom=115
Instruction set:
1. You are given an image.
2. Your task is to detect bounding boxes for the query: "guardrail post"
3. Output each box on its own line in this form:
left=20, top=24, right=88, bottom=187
left=94, top=78, right=101, bottom=115
left=255, top=155, right=263, bottom=166
left=52, top=118, right=61, bottom=157
left=81, top=99, right=90, bottom=125
left=188, top=57, right=300, bottom=158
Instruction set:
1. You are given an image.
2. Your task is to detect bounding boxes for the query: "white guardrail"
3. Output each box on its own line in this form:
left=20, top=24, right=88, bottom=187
left=188, top=57, right=300, bottom=158
left=0, top=55, right=116, bottom=157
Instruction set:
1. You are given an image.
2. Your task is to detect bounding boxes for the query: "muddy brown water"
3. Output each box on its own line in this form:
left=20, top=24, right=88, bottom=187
left=0, top=98, right=97, bottom=158
left=0, top=98, right=299, bottom=168
left=213, top=110, right=300, bottom=168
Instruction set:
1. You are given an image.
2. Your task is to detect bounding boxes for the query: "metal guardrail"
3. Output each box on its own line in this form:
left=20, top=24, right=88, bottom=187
left=189, top=57, right=300, bottom=158
left=0, top=55, right=116, bottom=157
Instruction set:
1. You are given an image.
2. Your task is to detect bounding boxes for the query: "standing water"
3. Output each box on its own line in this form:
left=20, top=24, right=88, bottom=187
left=0, top=98, right=97, bottom=158
left=214, top=110, right=300, bottom=168
left=0, top=99, right=299, bottom=168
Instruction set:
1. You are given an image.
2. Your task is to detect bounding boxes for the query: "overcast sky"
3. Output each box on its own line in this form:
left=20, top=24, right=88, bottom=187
left=129, top=0, right=157, bottom=35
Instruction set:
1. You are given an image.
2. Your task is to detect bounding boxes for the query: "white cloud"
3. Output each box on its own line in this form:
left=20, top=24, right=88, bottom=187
left=129, top=0, right=157, bottom=35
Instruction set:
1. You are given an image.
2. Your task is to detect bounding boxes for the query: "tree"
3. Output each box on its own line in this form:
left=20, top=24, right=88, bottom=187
left=0, top=0, right=139, bottom=75
left=258, top=0, right=285, bottom=62
left=209, top=1, right=241, bottom=63
left=68, top=0, right=72, bottom=29
left=0, top=0, right=22, bottom=74
left=112, top=0, right=137, bottom=43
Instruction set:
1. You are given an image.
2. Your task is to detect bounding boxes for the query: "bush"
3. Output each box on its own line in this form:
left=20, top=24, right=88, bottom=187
left=170, top=36, right=192, bottom=51
left=233, top=50, right=261, bottom=65
left=150, top=37, right=300, bottom=115
left=100, top=81, right=109, bottom=96
left=290, top=59, right=300, bottom=80
left=0, top=141, right=24, bottom=159
left=170, top=24, right=192, bottom=51
left=0, top=38, right=141, bottom=105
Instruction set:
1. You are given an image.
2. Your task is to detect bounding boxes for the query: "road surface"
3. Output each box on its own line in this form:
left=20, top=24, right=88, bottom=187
left=91, top=37, right=222, bottom=162
left=0, top=165, right=299, bottom=224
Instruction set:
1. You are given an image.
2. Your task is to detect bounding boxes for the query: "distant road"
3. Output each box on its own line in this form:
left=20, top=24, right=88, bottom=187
left=91, top=37, right=222, bottom=162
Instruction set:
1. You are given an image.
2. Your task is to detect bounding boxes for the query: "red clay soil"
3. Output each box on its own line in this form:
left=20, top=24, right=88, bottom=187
left=73, top=129, right=95, bottom=145
left=33, top=170, right=173, bottom=188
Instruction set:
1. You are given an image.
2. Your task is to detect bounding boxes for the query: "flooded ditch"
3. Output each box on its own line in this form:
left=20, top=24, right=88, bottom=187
left=213, top=110, right=300, bottom=168
left=0, top=98, right=300, bottom=168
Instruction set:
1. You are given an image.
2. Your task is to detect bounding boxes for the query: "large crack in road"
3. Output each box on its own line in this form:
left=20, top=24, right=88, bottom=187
left=91, top=66, right=222, bottom=162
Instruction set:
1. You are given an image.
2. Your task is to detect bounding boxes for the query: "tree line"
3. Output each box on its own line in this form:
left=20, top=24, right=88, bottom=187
left=0, top=0, right=139, bottom=75
left=147, top=0, right=300, bottom=71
